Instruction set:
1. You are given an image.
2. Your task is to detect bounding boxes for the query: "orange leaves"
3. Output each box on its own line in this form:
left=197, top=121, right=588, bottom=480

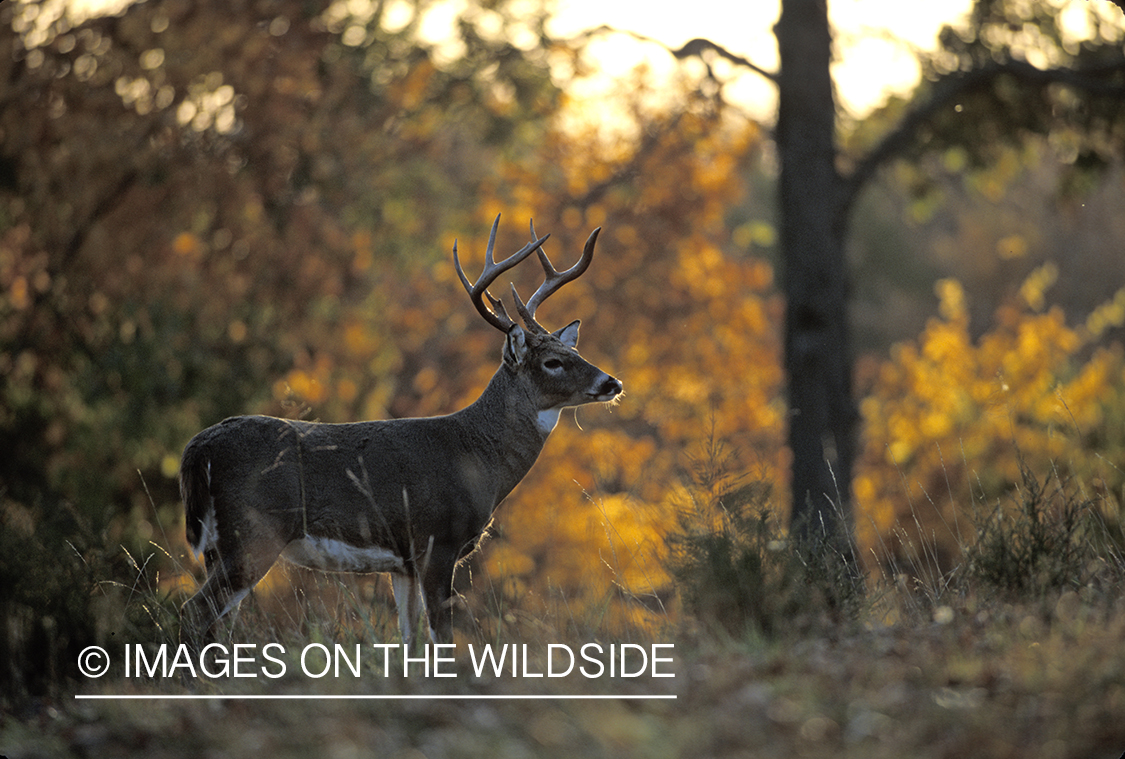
left=412, top=108, right=787, bottom=628
left=343, top=320, right=378, bottom=358
left=482, top=424, right=674, bottom=618
left=172, top=231, right=204, bottom=260
left=6, top=275, right=30, bottom=311
left=1, top=226, right=50, bottom=313
left=276, top=362, right=329, bottom=406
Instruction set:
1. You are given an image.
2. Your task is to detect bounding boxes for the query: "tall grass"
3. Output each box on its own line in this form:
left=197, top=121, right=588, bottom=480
left=664, top=436, right=863, bottom=641
left=110, top=518, right=669, bottom=686
left=961, top=462, right=1124, bottom=599
left=664, top=432, right=1125, bottom=639
left=21, top=430, right=1125, bottom=703
left=866, top=455, right=1125, bottom=624
left=0, top=495, right=183, bottom=703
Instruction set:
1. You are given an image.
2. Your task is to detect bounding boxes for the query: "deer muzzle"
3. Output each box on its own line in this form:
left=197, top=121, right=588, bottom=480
left=590, top=375, right=623, bottom=402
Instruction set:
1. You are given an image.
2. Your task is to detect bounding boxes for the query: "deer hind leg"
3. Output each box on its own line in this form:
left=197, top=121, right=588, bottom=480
left=180, top=540, right=284, bottom=657
left=179, top=567, right=244, bottom=655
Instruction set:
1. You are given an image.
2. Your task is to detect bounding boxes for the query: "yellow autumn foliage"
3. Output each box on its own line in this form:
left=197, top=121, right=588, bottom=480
left=269, top=100, right=1125, bottom=632
left=299, top=108, right=787, bottom=630
left=856, top=273, right=1125, bottom=566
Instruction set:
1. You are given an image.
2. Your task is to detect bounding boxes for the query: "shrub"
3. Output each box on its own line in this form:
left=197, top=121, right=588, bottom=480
left=961, top=461, right=1125, bottom=600
left=665, top=439, right=860, bottom=639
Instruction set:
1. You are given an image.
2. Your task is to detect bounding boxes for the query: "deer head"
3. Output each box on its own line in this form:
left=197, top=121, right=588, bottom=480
left=454, top=215, right=622, bottom=427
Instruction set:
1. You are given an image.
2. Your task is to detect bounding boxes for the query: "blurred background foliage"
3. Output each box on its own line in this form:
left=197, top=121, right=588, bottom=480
left=1, top=0, right=1123, bottom=698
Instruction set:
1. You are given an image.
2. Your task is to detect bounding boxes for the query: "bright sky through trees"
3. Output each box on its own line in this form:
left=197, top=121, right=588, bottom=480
left=63, top=0, right=1125, bottom=118
left=547, top=0, right=974, bottom=117
left=62, top=0, right=971, bottom=117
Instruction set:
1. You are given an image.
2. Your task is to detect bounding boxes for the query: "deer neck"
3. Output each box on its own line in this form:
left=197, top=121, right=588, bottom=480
left=455, top=363, right=553, bottom=494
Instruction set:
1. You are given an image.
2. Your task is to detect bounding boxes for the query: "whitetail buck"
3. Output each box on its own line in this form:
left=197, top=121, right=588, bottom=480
left=179, top=215, right=622, bottom=649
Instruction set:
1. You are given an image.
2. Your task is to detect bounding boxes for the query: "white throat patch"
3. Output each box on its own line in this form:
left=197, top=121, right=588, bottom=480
left=537, top=408, right=562, bottom=435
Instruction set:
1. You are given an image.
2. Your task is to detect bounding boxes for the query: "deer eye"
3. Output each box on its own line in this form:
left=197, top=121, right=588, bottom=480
left=543, top=358, right=564, bottom=371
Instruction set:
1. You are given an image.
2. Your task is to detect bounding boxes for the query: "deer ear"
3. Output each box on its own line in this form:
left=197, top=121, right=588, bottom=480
left=504, top=325, right=528, bottom=367
left=554, top=320, right=580, bottom=348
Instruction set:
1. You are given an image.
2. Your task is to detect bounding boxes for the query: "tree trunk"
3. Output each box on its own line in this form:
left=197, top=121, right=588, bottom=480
left=774, top=0, right=858, bottom=566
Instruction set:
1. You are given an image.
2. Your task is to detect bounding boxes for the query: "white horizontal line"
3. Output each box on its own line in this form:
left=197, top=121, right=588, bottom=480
left=76, top=693, right=676, bottom=701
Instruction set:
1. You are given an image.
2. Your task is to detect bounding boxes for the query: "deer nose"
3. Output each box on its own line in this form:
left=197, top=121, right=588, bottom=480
left=593, top=376, right=623, bottom=401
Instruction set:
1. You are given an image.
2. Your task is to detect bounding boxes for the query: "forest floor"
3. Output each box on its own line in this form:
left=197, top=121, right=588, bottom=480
left=5, top=589, right=1125, bottom=759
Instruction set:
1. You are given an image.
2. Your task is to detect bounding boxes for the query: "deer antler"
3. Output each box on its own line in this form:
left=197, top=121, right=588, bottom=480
left=454, top=214, right=550, bottom=333
left=512, top=220, right=601, bottom=333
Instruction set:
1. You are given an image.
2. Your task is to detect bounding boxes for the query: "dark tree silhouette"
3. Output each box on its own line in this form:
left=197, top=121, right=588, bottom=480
left=774, top=0, right=858, bottom=564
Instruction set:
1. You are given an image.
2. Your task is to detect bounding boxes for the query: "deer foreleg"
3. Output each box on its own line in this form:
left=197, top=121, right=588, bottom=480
left=421, top=559, right=457, bottom=645
left=391, top=573, right=425, bottom=646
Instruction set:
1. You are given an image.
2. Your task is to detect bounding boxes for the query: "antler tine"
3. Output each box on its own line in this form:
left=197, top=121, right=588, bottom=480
left=453, top=214, right=550, bottom=332
left=485, top=290, right=513, bottom=325
left=512, top=221, right=601, bottom=331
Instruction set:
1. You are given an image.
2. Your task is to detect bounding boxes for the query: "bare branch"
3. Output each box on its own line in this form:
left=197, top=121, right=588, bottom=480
left=573, top=25, right=778, bottom=84
left=671, top=37, right=779, bottom=84
left=840, top=58, right=1125, bottom=219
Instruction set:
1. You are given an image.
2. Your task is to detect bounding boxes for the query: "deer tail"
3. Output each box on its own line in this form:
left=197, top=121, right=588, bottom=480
left=179, top=436, right=214, bottom=556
